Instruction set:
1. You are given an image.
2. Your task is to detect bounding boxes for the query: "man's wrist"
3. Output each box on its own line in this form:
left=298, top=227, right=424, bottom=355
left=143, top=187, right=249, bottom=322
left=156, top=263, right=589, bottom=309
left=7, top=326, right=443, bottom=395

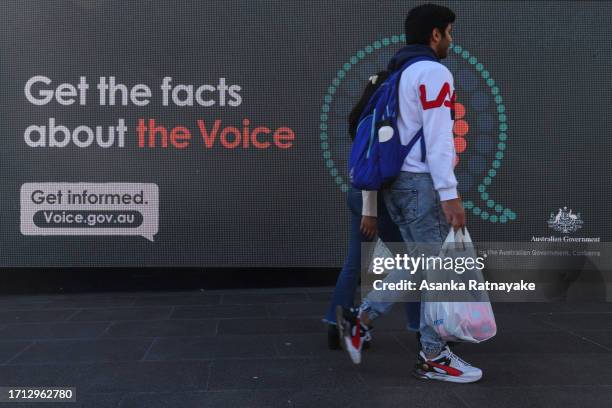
left=438, top=187, right=459, bottom=201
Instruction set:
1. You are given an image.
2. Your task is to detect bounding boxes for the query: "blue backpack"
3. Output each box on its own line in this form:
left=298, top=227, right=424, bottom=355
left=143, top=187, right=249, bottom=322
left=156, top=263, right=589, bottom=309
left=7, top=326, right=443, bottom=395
left=348, top=55, right=436, bottom=190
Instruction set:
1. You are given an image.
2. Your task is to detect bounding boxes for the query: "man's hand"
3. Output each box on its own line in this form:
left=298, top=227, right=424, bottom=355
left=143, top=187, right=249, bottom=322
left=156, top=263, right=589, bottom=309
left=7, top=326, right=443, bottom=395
left=441, top=198, right=465, bottom=231
left=360, top=216, right=377, bottom=239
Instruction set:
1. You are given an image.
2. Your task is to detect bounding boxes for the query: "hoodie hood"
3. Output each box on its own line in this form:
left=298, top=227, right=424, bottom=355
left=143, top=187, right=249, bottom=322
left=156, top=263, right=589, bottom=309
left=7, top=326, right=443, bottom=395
left=387, top=44, right=439, bottom=71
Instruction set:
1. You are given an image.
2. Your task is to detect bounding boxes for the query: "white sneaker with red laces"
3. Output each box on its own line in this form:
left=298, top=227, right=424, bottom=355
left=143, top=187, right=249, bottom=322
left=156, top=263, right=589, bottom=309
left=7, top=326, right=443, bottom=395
left=335, top=306, right=371, bottom=365
left=414, top=346, right=483, bottom=383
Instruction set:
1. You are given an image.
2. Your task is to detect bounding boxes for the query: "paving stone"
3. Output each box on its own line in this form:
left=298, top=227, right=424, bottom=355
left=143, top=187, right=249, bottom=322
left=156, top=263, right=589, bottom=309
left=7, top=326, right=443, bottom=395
left=145, top=336, right=276, bottom=361
left=307, top=292, right=336, bottom=302
left=47, top=298, right=137, bottom=309
left=0, top=364, right=90, bottom=390
left=0, top=309, right=77, bottom=323
left=267, top=302, right=329, bottom=318
left=119, top=390, right=294, bottom=408
left=83, top=361, right=211, bottom=393
left=573, top=330, right=612, bottom=351
left=0, top=301, right=51, bottom=310
left=207, top=358, right=361, bottom=391
left=0, top=361, right=209, bottom=393
left=289, top=387, right=469, bottom=408
left=104, top=319, right=217, bottom=338
left=0, top=322, right=110, bottom=340
left=170, top=304, right=267, bottom=319
left=69, top=307, right=172, bottom=322
left=133, top=295, right=221, bottom=307
left=221, top=293, right=310, bottom=305
left=273, top=333, right=409, bottom=359
left=453, top=386, right=612, bottom=408
left=394, top=330, right=609, bottom=354
left=534, top=312, right=612, bottom=331
left=9, top=339, right=153, bottom=364
left=455, top=353, right=612, bottom=386
left=217, top=318, right=321, bottom=335
left=0, top=340, right=33, bottom=363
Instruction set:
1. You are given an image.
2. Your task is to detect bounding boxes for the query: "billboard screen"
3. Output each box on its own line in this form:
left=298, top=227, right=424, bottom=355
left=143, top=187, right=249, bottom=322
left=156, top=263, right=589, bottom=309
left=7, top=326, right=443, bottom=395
left=1, top=1, right=610, bottom=267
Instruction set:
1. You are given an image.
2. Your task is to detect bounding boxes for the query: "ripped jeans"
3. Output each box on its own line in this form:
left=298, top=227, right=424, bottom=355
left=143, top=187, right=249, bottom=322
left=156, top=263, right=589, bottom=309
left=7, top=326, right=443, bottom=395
left=361, top=172, right=450, bottom=356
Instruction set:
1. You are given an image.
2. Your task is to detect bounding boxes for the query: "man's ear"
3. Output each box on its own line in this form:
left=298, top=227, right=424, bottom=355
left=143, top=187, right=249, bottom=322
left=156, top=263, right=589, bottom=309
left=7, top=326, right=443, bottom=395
left=431, top=27, right=442, bottom=43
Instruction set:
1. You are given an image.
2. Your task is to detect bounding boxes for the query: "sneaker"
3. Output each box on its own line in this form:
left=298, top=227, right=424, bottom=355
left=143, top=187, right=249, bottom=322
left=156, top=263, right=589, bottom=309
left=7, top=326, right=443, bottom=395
left=413, top=346, right=482, bottom=383
left=328, top=323, right=370, bottom=351
left=335, top=305, right=372, bottom=364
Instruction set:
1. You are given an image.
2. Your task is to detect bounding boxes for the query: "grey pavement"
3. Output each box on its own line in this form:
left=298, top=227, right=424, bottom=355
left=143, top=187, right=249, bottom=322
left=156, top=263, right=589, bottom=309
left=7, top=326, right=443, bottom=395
left=0, top=287, right=610, bottom=408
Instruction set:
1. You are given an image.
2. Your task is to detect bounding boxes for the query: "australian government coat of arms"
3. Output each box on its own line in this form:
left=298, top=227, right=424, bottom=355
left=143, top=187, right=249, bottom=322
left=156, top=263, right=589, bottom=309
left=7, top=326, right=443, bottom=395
left=547, top=207, right=584, bottom=234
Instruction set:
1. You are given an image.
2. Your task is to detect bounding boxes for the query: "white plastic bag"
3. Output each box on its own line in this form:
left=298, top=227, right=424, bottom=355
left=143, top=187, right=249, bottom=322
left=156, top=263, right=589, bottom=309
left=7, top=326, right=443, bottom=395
left=422, top=228, right=497, bottom=343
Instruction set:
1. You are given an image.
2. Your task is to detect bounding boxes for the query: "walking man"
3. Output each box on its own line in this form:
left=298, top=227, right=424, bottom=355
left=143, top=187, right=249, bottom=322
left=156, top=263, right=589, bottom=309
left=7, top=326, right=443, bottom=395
left=337, top=4, right=483, bottom=383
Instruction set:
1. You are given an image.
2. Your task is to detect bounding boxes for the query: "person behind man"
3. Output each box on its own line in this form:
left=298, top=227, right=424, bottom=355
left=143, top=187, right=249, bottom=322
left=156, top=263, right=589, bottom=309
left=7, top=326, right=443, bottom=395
left=337, top=4, right=483, bottom=383
left=322, top=71, right=420, bottom=350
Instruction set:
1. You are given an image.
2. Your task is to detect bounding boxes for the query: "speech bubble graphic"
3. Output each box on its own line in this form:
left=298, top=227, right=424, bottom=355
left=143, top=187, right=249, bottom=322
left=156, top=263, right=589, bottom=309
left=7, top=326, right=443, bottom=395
left=20, top=183, right=159, bottom=241
left=320, top=35, right=517, bottom=224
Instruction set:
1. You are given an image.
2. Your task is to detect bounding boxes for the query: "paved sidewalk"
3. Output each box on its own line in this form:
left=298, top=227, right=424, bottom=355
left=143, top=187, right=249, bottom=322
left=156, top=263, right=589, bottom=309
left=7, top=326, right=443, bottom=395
left=0, top=287, right=610, bottom=407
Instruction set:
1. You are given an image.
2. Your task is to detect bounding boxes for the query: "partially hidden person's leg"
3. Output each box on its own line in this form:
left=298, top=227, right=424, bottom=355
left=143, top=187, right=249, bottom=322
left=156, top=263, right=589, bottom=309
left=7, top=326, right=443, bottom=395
left=337, top=176, right=423, bottom=363
left=358, top=173, right=425, bottom=327
left=356, top=191, right=406, bottom=322
left=324, top=188, right=370, bottom=349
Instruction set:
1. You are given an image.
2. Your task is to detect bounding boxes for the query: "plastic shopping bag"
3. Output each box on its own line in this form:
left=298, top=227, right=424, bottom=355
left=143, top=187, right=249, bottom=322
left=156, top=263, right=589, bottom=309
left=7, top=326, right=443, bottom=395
left=422, top=228, right=497, bottom=343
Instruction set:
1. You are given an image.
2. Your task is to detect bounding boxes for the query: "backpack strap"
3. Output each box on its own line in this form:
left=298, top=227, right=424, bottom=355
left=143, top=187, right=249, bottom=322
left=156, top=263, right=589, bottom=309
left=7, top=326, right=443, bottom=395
left=404, top=127, right=426, bottom=162
left=393, top=56, right=438, bottom=163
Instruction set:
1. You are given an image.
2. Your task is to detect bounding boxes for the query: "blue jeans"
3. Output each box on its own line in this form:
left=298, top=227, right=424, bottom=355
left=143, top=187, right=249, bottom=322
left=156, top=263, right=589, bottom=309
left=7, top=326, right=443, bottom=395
left=361, top=172, right=450, bottom=356
left=323, top=188, right=420, bottom=329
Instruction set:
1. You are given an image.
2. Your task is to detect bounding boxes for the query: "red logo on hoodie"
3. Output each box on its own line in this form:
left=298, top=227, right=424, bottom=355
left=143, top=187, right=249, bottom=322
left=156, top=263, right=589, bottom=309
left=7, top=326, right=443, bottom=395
left=419, top=82, right=455, bottom=110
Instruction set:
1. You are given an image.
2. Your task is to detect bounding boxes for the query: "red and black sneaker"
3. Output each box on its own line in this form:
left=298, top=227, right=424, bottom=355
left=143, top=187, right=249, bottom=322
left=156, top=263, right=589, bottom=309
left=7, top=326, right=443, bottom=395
left=414, top=346, right=483, bottom=383
left=335, top=305, right=371, bottom=364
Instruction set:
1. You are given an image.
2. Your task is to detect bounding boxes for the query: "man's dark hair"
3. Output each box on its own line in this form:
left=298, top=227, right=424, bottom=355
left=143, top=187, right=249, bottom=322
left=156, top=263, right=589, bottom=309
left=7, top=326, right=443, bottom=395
left=404, top=4, right=456, bottom=45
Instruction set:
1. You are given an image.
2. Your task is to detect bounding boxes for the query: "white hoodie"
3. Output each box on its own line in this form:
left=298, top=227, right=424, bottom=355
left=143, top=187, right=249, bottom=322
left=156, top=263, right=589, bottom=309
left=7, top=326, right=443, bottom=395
left=362, top=60, right=458, bottom=216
